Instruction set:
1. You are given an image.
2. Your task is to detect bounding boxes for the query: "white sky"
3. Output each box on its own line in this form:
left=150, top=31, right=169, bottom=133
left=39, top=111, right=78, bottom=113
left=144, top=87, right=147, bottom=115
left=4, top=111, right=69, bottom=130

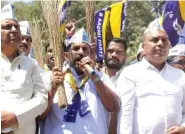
left=2, top=0, right=32, bottom=4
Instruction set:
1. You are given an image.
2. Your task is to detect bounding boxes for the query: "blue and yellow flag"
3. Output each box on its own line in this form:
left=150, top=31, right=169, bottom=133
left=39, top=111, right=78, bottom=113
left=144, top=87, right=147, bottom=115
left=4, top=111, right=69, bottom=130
left=94, top=1, right=128, bottom=61
left=95, top=7, right=110, bottom=61
left=162, top=0, right=185, bottom=46
left=109, top=0, right=128, bottom=38
left=58, top=0, right=71, bottom=32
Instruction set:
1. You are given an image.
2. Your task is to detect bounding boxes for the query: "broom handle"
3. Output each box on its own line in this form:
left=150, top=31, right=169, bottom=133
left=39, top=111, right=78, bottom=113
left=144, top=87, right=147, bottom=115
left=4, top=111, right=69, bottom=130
left=57, top=83, right=68, bottom=108
left=57, top=65, right=70, bottom=108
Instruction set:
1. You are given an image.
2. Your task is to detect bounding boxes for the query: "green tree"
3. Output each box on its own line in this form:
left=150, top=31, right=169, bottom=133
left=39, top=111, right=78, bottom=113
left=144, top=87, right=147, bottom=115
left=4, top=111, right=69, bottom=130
left=124, top=1, right=155, bottom=63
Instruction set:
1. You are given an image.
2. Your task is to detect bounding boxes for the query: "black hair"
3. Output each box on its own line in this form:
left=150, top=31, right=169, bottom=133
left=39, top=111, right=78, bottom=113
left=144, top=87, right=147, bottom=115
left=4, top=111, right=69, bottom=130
left=63, top=42, right=71, bottom=52
left=106, top=38, right=127, bottom=51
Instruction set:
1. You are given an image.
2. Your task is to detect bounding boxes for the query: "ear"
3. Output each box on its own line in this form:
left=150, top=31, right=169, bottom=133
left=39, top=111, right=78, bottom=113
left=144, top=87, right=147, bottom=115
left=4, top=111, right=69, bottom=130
left=141, top=43, right=146, bottom=55
left=141, top=43, right=145, bottom=49
left=63, top=52, right=69, bottom=61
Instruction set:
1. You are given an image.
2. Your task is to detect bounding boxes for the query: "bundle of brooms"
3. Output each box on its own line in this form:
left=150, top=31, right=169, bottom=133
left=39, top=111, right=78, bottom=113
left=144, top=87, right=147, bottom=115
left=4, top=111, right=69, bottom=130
left=41, top=0, right=67, bottom=108
left=30, top=20, right=45, bottom=67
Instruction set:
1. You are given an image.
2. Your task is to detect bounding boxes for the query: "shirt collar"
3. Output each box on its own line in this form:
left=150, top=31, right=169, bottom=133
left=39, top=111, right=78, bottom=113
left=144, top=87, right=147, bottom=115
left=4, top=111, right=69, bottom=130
left=141, top=57, right=168, bottom=73
left=1, top=51, right=25, bottom=63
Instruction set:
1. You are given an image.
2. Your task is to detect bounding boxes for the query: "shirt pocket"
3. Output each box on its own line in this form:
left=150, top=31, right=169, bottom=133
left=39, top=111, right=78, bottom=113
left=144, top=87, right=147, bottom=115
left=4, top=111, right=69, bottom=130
left=136, top=79, right=163, bottom=97
left=6, top=70, right=33, bottom=96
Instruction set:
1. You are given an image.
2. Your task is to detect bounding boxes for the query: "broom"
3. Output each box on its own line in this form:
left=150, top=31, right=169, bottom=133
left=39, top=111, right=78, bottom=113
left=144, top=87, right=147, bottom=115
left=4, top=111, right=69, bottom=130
left=41, top=0, right=68, bottom=108
left=30, top=20, right=44, bottom=67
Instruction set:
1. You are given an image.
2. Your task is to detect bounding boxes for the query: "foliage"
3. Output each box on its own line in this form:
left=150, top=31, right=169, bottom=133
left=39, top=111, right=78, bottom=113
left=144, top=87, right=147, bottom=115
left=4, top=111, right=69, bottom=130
left=124, top=1, right=155, bottom=63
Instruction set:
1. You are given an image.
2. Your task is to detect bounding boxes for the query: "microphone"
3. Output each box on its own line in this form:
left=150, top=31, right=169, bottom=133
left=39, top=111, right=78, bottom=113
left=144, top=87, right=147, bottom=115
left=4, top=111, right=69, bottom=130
left=83, top=64, right=96, bottom=75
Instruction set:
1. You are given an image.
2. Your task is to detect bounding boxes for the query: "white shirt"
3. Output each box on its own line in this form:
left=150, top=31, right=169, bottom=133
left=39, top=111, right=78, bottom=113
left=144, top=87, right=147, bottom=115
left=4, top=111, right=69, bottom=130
left=43, top=71, right=113, bottom=134
left=101, top=66, right=124, bottom=87
left=1, top=53, right=48, bottom=134
left=117, top=58, right=185, bottom=134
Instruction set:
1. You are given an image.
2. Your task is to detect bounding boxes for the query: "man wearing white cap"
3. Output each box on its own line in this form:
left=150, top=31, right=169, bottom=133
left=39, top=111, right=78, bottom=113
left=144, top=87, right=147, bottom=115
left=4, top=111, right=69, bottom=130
left=19, top=21, right=34, bottom=58
left=42, top=28, right=120, bottom=134
left=117, top=21, right=185, bottom=134
left=168, top=44, right=185, bottom=72
left=1, top=4, right=48, bottom=134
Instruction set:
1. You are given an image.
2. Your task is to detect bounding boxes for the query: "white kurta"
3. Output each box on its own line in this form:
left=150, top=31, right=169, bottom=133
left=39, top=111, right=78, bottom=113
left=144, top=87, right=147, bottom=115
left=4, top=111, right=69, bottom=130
left=1, top=53, right=48, bottom=134
left=117, top=58, right=185, bottom=134
left=43, top=71, right=113, bottom=134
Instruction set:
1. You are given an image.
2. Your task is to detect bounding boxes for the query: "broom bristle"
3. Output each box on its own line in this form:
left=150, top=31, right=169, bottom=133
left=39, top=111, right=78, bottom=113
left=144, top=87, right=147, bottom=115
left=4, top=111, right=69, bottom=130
left=41, top=0, right=64, bottom=69
left=30, top=21, right=44, bottom=67
left=41, top=0, right=68, bottom=108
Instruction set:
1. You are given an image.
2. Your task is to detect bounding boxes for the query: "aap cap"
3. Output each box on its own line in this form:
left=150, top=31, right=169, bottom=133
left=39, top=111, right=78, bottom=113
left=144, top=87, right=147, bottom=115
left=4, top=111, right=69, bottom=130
left=1, top=4, right=16, bottom=21
left=67, top=27, right=90, bottom=47
left=144, top=18, right=164, bottom=34
left=19, top=21, right=31, bottom=37
left=168, top=44, right=185, bottom=57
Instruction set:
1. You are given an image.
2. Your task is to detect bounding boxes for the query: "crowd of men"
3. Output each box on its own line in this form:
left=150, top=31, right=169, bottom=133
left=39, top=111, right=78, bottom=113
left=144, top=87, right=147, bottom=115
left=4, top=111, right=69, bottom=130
left=1, top=4, right=185, bottom=134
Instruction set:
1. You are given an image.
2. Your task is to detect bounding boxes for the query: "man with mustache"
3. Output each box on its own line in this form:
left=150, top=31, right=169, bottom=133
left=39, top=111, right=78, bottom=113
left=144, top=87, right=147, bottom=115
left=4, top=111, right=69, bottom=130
left=43, top=41, right=55, bottom=72
left=42, top=28, right=120, bottom=134
left=117, top=23, right=185, bottom=134
left=103, top=38, right=127, bottom=134
left=104, top=38, right=127, bottom=82
left=19, top=21, right=33, bottom=57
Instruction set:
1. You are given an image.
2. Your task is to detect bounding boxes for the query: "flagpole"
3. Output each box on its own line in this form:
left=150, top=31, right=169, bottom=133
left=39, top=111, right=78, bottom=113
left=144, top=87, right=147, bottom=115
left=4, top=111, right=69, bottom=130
left=75, top=16, right=86, bottom=24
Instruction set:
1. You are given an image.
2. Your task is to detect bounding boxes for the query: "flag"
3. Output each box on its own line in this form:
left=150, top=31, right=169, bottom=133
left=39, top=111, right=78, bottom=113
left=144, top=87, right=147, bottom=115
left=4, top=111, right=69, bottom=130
left=178, top=25, right=185, bottom=44
left=102, top=9, right=111, bottom=53
left=162, top=0, right=185, bottom=47
left=58, top=0, right=71, bottom=32
left=94, top=1, right=127, bottom=61
left=109, top=0, right=128, bottom=37
left=95, top=7, right=110, bottom=61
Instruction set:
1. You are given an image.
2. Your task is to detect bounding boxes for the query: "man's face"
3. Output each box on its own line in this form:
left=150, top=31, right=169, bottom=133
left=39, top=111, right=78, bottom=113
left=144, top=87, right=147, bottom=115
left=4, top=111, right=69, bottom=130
left=19, top=35, right=32, bottom=56
left=105, top=42, right=126, bottom=70
left=170, top=56, right=185, bottom=72
left=45, top=45, right=55, bottom=69
left=143, top=29, right=171, bottom=64
left=67, top=42, right=91, bottom=73
left=1, top=19, right=21, bottom=51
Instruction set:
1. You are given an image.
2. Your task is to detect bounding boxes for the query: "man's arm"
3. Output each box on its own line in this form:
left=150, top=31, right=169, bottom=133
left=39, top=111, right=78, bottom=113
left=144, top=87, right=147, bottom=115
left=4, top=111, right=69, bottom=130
left=91, top=76, right=120, bottom=112
left=37, top=67, right=65, bottom=120
left=79, top=56, right=120, bottom=112
left=116, top=68, right=136, bottom=134
left=167, top=73, right=185, bottom=134
left=108, top=112, right=118, bottom=134
left=12, top=61, right=48, bottom=129
left=181, top=75, right=185, bottom=127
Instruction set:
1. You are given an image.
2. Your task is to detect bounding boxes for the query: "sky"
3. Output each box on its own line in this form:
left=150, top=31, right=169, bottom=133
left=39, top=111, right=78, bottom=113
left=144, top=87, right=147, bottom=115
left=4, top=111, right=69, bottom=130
left=2, top=0, right=32, bottom=4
